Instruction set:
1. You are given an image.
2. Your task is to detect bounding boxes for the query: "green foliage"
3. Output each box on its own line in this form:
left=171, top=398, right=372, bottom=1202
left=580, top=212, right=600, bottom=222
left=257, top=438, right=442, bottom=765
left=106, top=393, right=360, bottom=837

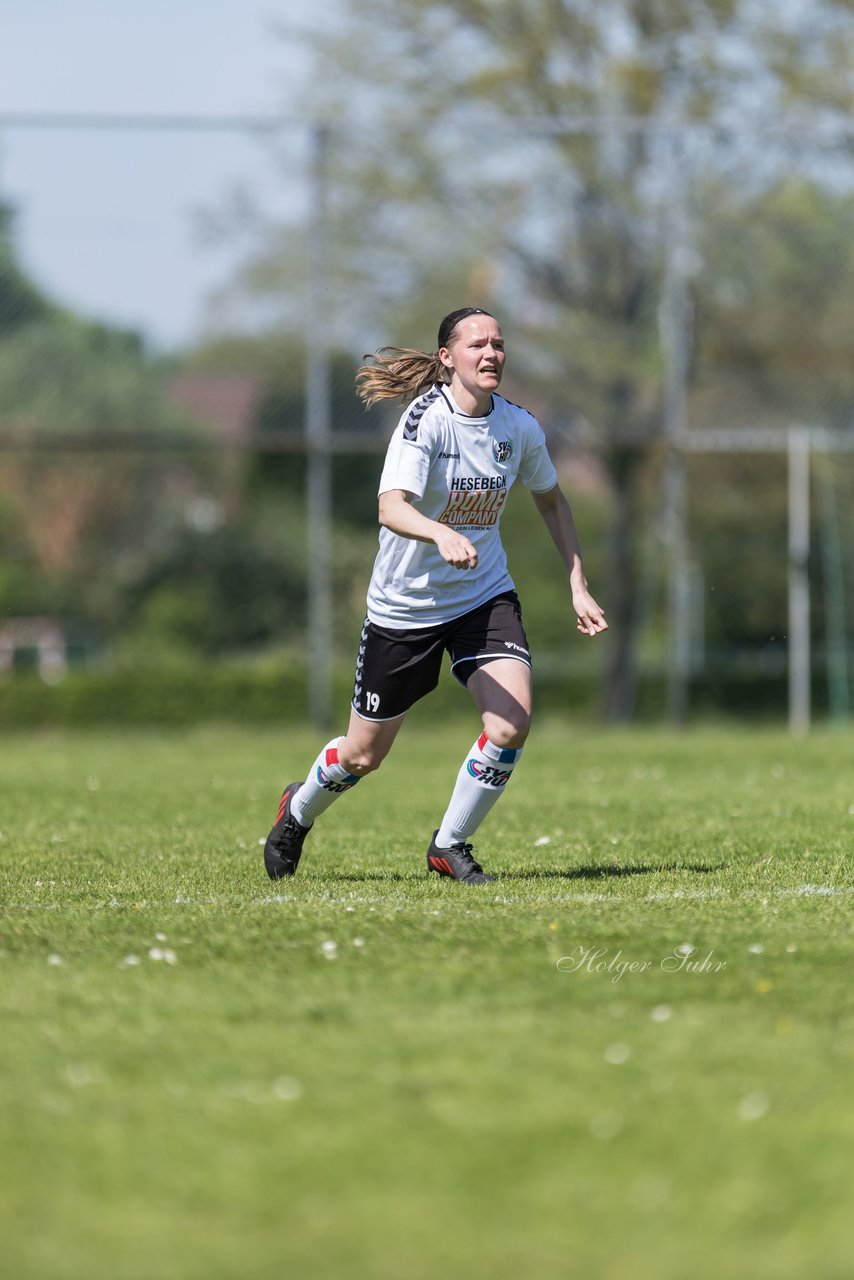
left=1, top=725, right=852, bottom=1278
left=124, top=523, right=309, bottom=657
left=696, top=178, right=854, bottom=429
left=0, top=195, right=52, bottom=334
left=0, top=660, right=310, bottom=726
left=185, top=334, right=388, bottom=528
left=0, top=650, right=827, bottom=728
left=247, top=350, right=385, bottom=528
left=0, top=316, right=191, bottom=435
left=682, top=179, right=854, bottom=658
left=688, top=452, right=790, bottom=651
left=500, top=476, right=608, bottom=652
left=186, top=337, right=374, bottom=440
left=296, top=0, right=852, bottom=392
left=0, top=305, right=235, bottom=653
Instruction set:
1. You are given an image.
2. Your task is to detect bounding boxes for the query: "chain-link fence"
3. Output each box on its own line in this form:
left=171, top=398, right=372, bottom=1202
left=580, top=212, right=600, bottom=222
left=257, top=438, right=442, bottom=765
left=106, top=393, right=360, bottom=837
left=0, top=111, right=852, bottom=726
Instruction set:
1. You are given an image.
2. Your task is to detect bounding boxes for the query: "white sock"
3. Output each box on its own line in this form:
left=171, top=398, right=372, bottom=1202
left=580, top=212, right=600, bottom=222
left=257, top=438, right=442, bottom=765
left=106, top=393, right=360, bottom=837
left=436, top=732, right=523, bottom=846
left=291, top=737, right=360, bottom=826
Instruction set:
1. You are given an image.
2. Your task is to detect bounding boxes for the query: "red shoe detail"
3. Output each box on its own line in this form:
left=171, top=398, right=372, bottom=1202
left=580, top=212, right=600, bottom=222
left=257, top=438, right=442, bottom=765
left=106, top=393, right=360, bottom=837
left=276, top=786, right=294, bottom=823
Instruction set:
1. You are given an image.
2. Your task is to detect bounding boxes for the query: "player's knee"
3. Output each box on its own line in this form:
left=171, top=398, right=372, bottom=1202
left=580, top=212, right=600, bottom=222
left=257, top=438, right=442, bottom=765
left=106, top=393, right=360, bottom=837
left=340, top=745, right=386, bottom=776
left=483, top=713, right=531, bottom=750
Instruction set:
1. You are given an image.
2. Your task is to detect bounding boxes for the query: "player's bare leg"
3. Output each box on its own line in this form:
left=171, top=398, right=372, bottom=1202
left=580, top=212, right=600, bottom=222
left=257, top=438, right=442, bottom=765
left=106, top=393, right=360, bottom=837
left=468, top=657, right=532, bottom=749
left=337, top=706, right=408, bottom=776
left=264, top=708, right=407, bottom=879
left=428, top=659, right=532, bottom=884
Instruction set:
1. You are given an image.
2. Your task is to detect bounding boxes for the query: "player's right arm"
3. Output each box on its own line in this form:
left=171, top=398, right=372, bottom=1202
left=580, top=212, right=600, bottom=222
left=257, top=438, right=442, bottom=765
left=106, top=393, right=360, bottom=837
left=378, top=489, right=478, bottom=570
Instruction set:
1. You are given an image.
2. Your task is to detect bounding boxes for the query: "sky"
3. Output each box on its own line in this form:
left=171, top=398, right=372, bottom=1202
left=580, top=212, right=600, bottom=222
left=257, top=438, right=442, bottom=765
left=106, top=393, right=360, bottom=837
left=0, top=1, right=315, bottom=350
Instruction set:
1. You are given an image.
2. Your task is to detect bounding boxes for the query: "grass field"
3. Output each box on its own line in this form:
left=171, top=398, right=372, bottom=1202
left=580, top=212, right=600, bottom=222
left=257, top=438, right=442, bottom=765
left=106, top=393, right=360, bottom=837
left=1, top=721, right=853, bottom=1279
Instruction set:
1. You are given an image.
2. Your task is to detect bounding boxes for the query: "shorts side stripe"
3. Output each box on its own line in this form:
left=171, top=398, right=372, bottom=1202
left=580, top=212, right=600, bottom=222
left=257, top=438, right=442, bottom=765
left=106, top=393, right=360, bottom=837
left=449, top=653, right=532, bottom=674
left=350, top=702, right=408, bottom=724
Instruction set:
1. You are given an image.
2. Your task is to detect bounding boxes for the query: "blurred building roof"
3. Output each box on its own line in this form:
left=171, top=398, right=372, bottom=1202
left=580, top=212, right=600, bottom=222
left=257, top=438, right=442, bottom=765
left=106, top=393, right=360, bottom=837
left=168, top=373, right=262, bottom=442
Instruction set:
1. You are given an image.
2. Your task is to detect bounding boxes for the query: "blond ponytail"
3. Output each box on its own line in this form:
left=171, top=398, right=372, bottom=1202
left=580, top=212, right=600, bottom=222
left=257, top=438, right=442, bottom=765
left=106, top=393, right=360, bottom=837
left=355, top=347, right=447, bottom=409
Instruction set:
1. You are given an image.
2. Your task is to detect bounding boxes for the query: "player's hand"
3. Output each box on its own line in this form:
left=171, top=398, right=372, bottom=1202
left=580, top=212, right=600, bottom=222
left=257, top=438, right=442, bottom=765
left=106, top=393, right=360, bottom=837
left=572, top=586, right=608, bottom=637
left=434, top=527, right=478, bottom=570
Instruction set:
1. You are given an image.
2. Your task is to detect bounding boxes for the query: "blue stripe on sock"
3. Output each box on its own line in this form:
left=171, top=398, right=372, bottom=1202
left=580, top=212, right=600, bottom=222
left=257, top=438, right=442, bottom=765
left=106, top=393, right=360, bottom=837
left=496, top=745, right=521, bottom=764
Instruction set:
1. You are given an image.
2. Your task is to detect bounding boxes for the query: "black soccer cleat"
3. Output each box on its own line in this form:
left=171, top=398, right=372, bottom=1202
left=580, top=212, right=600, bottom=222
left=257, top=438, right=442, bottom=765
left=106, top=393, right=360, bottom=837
left=426, top=830, right=495, bottom=884
left=264, top=781, right=311, bottom=879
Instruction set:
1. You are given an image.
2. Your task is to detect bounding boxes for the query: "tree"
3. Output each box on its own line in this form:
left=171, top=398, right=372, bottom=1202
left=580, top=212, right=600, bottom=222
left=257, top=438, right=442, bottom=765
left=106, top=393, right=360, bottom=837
left=688, top=179, right=854, bottom=666
left=696, top=178, right=854, bottom=430
left=214, top=0, right=853, bottom=715
left=0, top=188, right=346, bottom=659
left=0, top=192, right=51, bottom=335
left=0, top=315, right=211, bottom=635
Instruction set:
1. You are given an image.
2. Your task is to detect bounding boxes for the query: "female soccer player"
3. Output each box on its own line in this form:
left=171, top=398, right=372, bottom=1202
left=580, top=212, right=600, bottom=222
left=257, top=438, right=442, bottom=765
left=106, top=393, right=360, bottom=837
left=264, top=306, right=607, bottom=884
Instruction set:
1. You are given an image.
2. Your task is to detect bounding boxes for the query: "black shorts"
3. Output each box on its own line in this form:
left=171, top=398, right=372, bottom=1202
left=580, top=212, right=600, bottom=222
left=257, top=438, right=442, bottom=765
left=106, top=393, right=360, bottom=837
left=351, top=591, right=531, bottom=722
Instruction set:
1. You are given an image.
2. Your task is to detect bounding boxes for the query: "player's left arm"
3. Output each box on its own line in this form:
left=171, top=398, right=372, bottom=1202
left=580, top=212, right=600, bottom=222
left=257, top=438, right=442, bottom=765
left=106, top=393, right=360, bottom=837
left=530, top=484, right=608, bottom=637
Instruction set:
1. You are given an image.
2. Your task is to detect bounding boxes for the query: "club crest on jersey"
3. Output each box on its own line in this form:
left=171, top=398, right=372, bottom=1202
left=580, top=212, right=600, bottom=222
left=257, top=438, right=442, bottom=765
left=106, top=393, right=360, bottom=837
left=466, top=759, right=513, bottom=787
left=492, top=439, right=513, bottom=464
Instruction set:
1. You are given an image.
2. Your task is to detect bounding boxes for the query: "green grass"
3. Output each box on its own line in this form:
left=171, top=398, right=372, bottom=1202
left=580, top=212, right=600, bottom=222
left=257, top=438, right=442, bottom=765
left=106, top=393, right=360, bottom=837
left=1, top=721, right=853, bottom=1279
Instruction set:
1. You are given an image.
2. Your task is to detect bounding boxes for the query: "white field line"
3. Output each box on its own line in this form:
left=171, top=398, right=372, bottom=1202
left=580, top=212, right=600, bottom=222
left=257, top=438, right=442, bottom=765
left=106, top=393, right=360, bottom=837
left=2, top=884, right=853, bottom=913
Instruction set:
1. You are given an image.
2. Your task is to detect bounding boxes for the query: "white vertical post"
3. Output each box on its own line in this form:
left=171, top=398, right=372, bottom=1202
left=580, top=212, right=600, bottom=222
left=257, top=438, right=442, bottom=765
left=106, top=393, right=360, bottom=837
left=661, top=138, right=691, bottom=724
left=305, top=123, right=333, bottom=729
left=814, top=437, right=849, bottom=721
left=788, top=427, right=811, bottom=734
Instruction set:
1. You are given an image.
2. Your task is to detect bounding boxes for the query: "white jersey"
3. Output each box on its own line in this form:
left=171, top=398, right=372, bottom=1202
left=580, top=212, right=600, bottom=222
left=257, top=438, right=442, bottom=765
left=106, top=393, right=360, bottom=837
left=366, top=385, right=558, bottom=628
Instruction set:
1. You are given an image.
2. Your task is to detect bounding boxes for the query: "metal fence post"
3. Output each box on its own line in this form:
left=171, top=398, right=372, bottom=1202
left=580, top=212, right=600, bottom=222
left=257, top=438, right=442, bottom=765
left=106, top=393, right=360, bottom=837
left=787, top=427, right=811, bottom=734
left=305, top=122, right=334, bottom=729
left=661, top=138, right=691, bottom=724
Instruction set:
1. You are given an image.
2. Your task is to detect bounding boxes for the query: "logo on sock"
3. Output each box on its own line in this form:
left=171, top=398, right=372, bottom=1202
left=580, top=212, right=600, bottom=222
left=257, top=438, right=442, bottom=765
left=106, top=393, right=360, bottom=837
left=316, top=765, right=358, bottom=793
left=466, top=760, right=513, bottom=787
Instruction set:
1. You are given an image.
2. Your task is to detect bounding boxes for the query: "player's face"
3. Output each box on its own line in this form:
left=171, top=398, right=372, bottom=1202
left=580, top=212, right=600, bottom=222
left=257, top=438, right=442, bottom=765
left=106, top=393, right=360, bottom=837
left=440, top=314, right=505, bottom=414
